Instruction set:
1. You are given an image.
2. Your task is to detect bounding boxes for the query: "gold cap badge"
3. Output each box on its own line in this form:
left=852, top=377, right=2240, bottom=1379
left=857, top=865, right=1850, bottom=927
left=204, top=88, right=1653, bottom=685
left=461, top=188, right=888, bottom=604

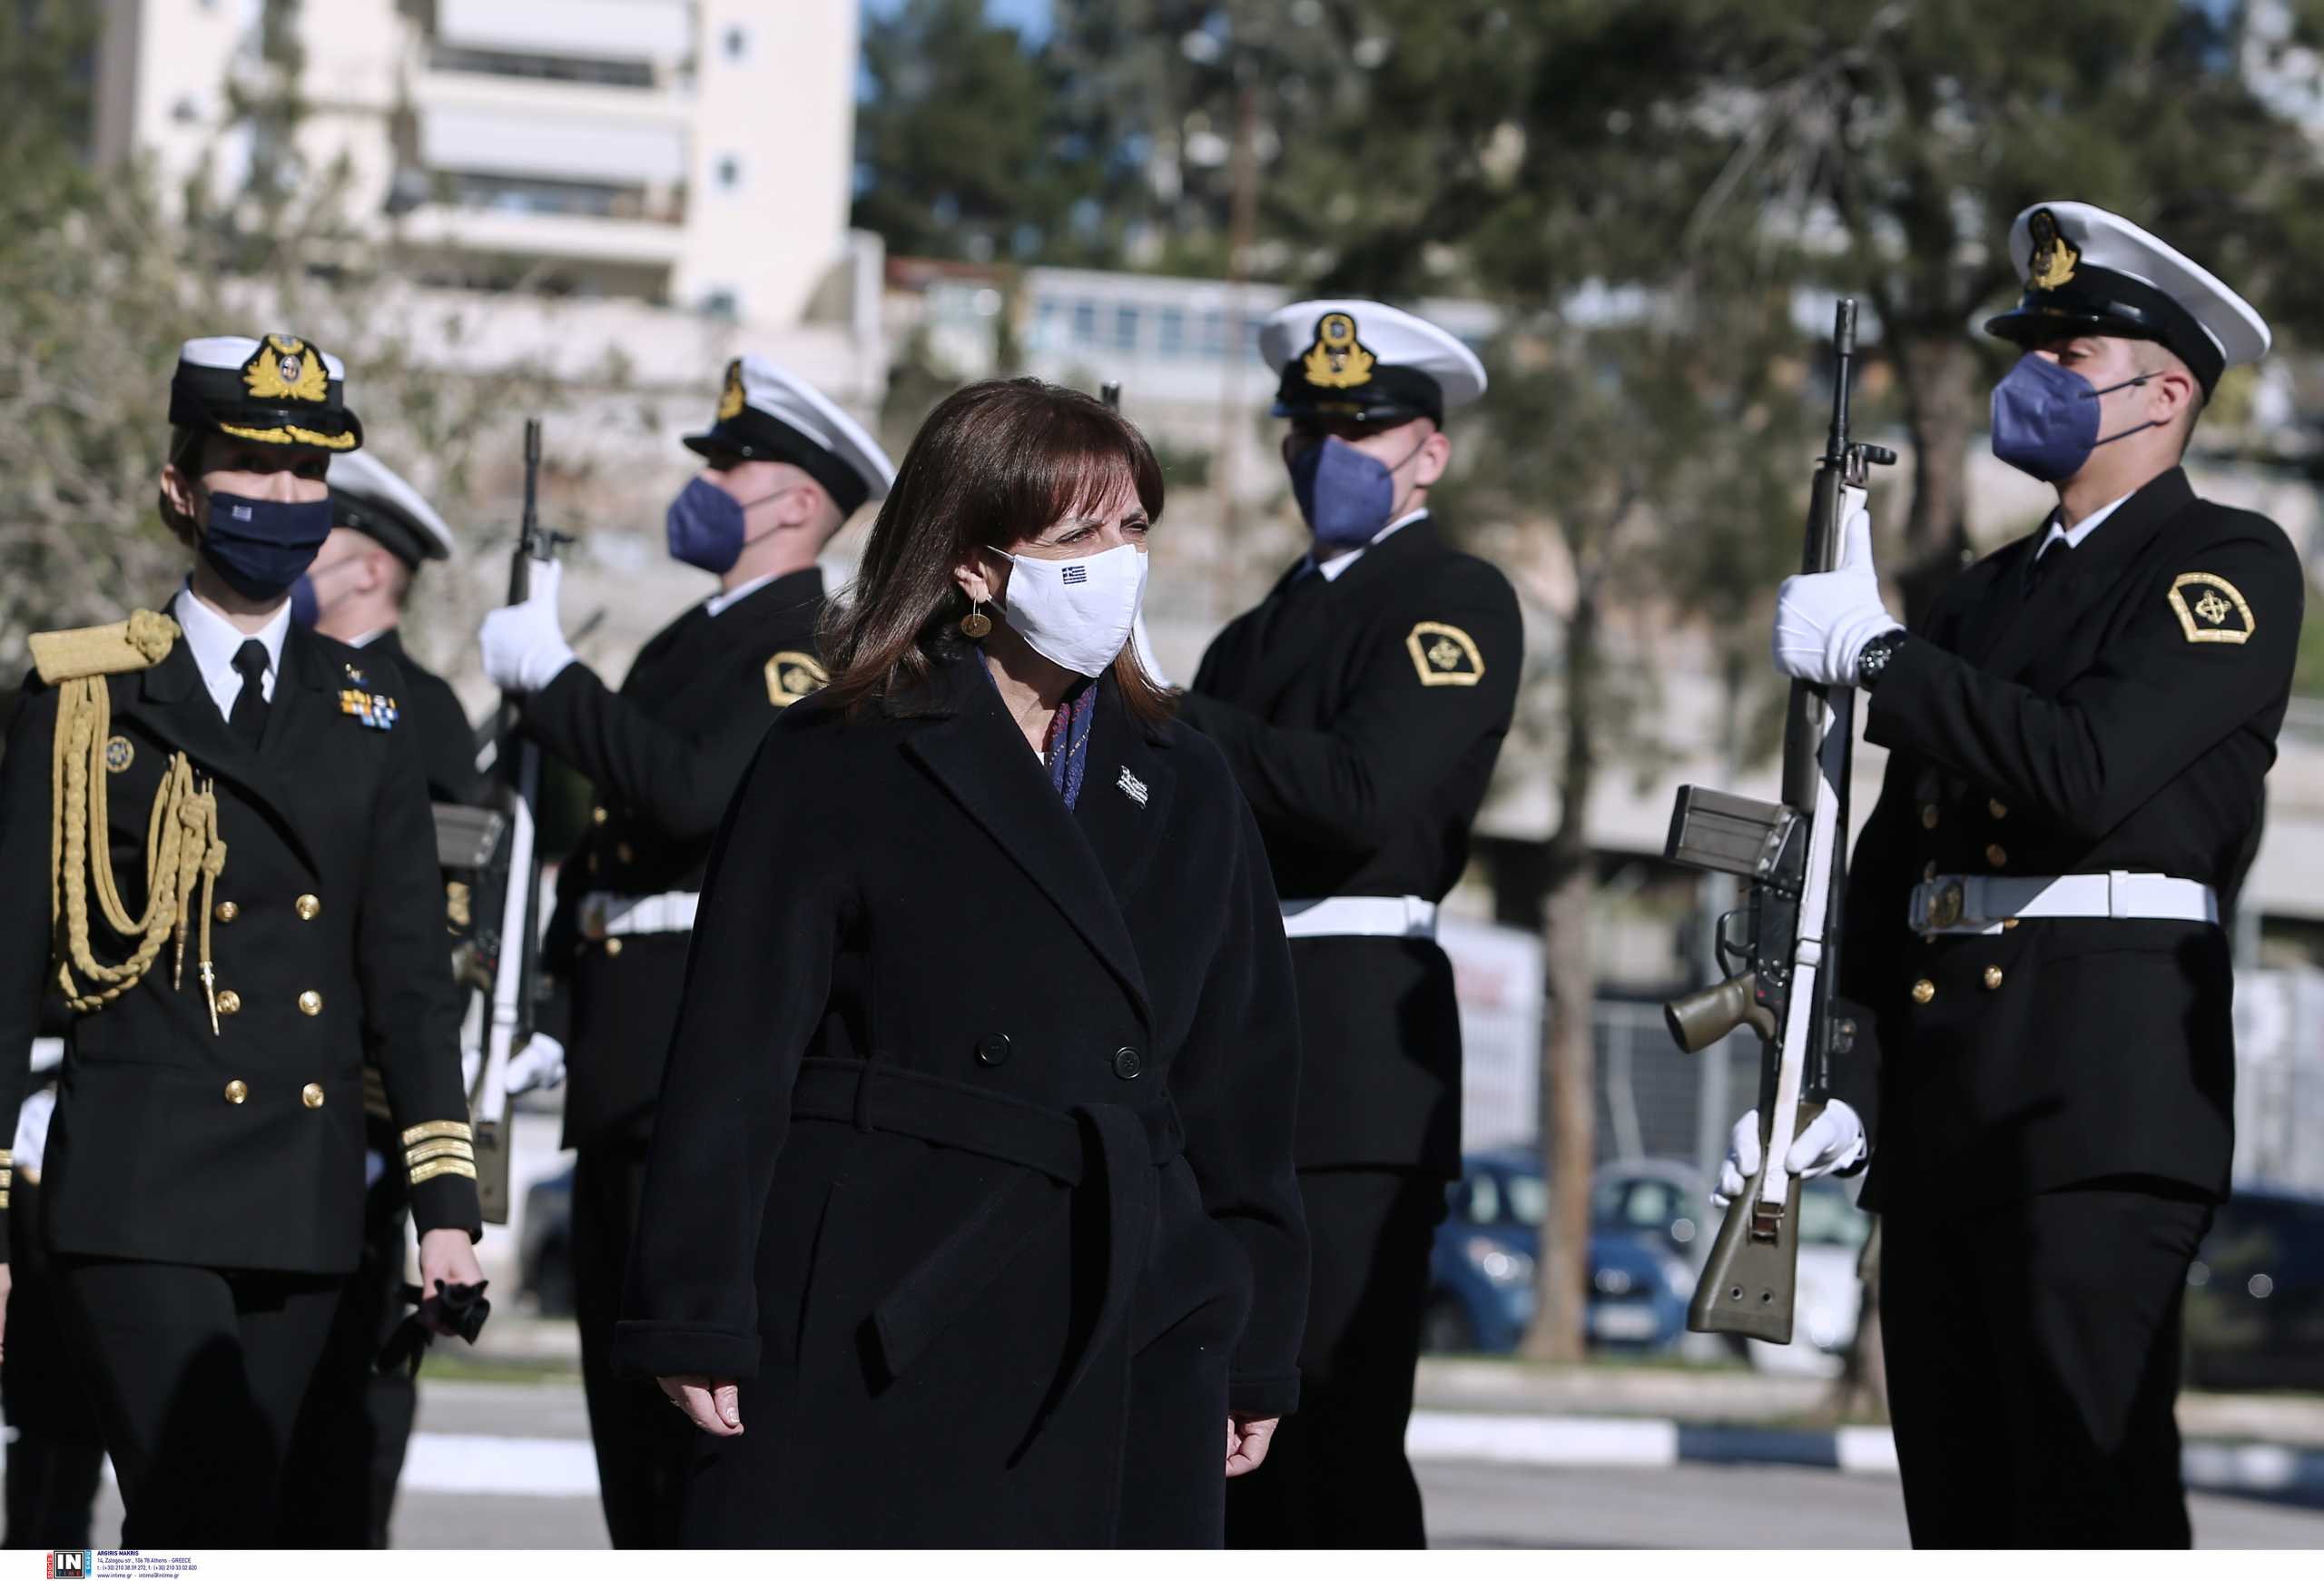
left=1302, top=312, right=1376, bottom=390
left=717, top=359, right=746, bottom=422
left=2027, top=209, right=2080, bottom=292
left=241, top=334, right=329, bottom=404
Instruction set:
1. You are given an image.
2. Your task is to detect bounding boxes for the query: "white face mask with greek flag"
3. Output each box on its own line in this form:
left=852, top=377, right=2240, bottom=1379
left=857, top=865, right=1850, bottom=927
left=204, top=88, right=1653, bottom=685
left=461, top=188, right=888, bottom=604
left=996, top=542, right=1150, bottom=678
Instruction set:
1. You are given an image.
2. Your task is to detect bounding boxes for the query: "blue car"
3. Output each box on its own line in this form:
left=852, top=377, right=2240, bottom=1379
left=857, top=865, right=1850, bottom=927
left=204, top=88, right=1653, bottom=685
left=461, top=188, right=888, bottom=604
left=1421, top=1147, right=1693, bottom=1354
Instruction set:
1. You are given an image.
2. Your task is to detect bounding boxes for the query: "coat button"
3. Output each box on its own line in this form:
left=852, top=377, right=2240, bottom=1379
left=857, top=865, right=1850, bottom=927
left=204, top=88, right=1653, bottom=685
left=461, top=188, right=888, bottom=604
left=295, top=894, right=321, bottom=921
left=301, top=1082, right=325, bottom=1109
left=1112, top=1046, right=1144, bottom=1081
left=1983, top=966, right=2004, bottom=992
left=213, top=900, right=239, bottom=924
left=617, top=843, right=635, bottom=864
left=1911, top=979, right=1936, bottom=1006
left=216, top=989, right=242, bottom=1017
left=1985, top=844, right=2007, bottom=869
left=975, top=1033, right=1011, bottom=1067
left=592, top=805, right=609, bottom=825
left=224, top=1079, right=248, bottom=1104
left=298, top=990, right=323, bottom=1016
left=1920, top=805, right=1940, bottom=830
left=604, top=936, right=624, bottom=957
left=1988, top=799, right=2009, bottom=820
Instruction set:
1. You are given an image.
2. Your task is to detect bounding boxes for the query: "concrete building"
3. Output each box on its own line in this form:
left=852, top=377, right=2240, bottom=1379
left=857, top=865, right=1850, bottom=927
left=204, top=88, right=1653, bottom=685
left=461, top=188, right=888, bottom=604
left=94, top=0, right=860, bottom=326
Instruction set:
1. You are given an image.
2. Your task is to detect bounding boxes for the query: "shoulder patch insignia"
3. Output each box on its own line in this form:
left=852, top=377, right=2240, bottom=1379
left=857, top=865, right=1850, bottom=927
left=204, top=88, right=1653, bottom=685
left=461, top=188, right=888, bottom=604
left=1407, top=621, right=1484, bottom=687
left=28, top=610, right=180, bottom=685
left=766, top=650, right=829, bottom=707
left=2167, top=573, right=2255, bottom=646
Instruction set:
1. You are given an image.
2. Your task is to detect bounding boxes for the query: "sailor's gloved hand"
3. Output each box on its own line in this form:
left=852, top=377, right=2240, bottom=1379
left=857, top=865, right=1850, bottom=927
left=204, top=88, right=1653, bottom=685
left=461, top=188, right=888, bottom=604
left=479, top=558, right=575, bottom=693
left=506, top=1032, right=566, bottom=1096
left=1712, top=1102, right=1868, bottom=1207
left=1772, top=491, right=1900, bottom=687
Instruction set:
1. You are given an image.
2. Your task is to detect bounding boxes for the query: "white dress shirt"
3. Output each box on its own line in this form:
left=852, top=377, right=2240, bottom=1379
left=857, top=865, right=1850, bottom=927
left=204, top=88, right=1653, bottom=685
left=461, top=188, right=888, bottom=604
left=704, top=570, right=781, bottom=618
left=172, top=582, right=290, bottom=723
left=1305, top=508, right=1431, bottom=584
left=2039, top=489, right=2135, bottom=557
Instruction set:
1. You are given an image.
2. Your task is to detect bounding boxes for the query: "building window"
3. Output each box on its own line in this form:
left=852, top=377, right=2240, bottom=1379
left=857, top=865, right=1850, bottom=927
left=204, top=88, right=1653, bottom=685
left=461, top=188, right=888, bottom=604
left=716, top=155, right=743, bottom=193
left=1157, top=307, right=1187, bottom=357
left=1110, top=303, right=1140, bottom=352
left=1071, top=300, right=1098, bottom=346
left=724, top=26, right=752, bottom=63
left=1032, top=298, right=1061, bottom=349
left=701, top=289, right=740, bottom=321
left=1198, top=310, right=1227, bottom=358
left=428, top=44, right=655, bottom=89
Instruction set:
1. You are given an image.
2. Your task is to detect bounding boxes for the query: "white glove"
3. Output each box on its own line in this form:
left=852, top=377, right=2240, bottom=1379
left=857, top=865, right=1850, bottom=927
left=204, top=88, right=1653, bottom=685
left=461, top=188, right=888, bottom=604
left=480, top=558, right=576, bottom=694
left=1712, top=1101, right=1868, bottom=1207
left=1771, top=492, right=1901, bottom=687
left=506, top=1032, right=567, bottom=1097
left=14, top=1085, right=55, bottom=1177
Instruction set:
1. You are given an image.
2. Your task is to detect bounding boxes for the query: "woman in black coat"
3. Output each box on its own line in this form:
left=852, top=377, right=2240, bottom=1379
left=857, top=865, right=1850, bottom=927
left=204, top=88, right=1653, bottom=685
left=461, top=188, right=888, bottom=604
left=612, top=379, right=1308, bottom=1546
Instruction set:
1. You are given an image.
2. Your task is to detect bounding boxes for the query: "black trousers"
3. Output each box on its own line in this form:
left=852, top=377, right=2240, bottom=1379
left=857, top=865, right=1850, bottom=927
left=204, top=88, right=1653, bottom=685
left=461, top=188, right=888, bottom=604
left=280, top=1147, right=419, bottom=1547
left=1225, top=1167, right=1445, bottom=1549
left=1881, top=1180, right=2213, bottom=1548
left=54, top=1256, right=342, bottom=1547
left=575, top=1139, right=694, bottom=1548
left=2, top=1176, right=105, bottom=1550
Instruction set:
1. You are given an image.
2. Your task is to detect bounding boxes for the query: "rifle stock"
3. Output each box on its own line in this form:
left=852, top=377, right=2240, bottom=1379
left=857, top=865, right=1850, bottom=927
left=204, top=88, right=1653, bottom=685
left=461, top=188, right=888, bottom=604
left=1662, top=300, right=1894, bottom=1342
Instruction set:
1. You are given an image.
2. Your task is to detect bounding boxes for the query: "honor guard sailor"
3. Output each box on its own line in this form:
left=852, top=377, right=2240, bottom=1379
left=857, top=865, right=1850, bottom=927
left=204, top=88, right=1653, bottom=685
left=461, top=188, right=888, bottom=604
left=277, top=446, right=480, bottom=1546
left=0, top=335, right=485, bottom=1547
left=1183, top=301, right=1522, bottom=1548
left=477, top=353, right=894, bottom=1547
left=1732, top=203, right=2301, bottom=1547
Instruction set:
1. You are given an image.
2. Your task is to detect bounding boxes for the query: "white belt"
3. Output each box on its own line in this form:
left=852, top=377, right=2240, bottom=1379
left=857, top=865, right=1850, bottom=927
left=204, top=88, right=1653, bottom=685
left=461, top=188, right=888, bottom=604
left=579, top=890, right=700, bottom=938
left=1281, top=895, right=1439, bottom=940
left=1909, top=872, right=2220, bottom=936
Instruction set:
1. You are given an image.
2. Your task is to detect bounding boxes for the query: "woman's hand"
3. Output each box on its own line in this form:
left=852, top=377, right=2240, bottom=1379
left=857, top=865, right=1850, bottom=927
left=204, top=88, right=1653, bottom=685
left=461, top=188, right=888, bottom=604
left=416, top=1228, right=487, bottom=1335
left=661, top=1374, right=744, bottom=1437
left=1226, top=1413, right=1279, bottom=1477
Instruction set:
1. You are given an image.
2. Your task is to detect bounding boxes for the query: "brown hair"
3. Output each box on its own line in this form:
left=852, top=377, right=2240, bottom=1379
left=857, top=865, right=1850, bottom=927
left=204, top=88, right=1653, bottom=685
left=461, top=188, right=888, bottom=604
left=158, top=425, right=208, bottom=548
left=820, top=379, right=1174, bottom=729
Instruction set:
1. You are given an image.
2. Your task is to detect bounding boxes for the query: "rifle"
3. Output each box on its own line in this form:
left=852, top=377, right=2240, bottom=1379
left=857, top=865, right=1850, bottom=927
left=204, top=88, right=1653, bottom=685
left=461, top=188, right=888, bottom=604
left=461, top=419, right=566, bottom=1223
left=1659, top=300, right=1894, bottom=1342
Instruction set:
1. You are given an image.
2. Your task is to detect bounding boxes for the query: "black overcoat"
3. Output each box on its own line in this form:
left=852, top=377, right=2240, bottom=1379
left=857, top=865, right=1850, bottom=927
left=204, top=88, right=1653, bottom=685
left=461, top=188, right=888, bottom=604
left=1180, top=514, right=1522, bottom=1175
left=611, top=657, right=1309, bottom=1547
left=528, top=568, right=828, bottom=1149
left=1838, top=468, right=2303, bottom=1210
left=0, top=620, right=481, bottom=1270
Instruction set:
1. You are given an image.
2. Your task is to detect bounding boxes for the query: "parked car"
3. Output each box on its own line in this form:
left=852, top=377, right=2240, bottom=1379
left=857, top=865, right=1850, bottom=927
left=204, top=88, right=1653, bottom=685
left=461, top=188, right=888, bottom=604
left=1422, top=1148, right=1692, bottom=1355
left=2183, top=1186, right=2324, bottom=1392
left=1591, top=1158, right=1711, bottom=1265
left=519, top=1163, right=576, bottom=1317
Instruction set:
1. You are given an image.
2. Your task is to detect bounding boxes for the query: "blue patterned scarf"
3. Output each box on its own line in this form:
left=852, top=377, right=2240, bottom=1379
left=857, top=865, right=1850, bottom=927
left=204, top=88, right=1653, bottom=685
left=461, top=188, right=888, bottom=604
left=977, top=652, right=1099, bottom=809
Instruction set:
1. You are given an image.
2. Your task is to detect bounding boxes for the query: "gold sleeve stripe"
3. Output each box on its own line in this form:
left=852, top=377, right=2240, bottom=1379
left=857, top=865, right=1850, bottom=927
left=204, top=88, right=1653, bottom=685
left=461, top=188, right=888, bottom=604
left=0, top=1191, right=9, bottom=1210
left=401, top=1120, right=474, bottom=1147
left=409, top=1158, right=478, bottom=1186
left=405, top=1140, right=477, bottom=1166
left=0, top=1149, right=12, bottom=1164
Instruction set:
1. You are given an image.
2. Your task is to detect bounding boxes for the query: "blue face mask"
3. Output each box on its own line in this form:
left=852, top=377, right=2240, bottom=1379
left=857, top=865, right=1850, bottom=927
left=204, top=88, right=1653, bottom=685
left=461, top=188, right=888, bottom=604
left=200, top=490, right=332, bottom=602
left=1989, top=353, right=2157, bottom=483
left=665, top=475, right=787, bottom=574
left=1287, top=434, right=1427, bottom=549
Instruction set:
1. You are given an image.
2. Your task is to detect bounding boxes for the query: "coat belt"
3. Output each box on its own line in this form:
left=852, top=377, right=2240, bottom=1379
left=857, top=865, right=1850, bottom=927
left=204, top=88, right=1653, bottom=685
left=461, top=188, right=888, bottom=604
left=788, top=1058, right=1181, bottom=1441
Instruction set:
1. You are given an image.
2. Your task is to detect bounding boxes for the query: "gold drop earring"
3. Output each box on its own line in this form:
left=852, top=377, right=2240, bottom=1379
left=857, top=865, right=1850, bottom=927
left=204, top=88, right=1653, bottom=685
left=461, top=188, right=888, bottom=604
left=960, top=598, right=992, bottom=639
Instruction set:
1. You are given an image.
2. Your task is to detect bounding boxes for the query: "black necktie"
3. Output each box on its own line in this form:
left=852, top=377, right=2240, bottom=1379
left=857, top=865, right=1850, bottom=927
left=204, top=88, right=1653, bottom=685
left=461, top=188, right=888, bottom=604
left=229, top=639, right=271, bottom=747
left=2025, top=536, right=2073, bottom=600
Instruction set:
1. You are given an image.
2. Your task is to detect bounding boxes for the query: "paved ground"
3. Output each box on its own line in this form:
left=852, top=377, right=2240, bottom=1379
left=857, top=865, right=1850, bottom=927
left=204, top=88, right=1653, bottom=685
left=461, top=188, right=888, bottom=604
left=69, top=1373, right=2324, bottom=1549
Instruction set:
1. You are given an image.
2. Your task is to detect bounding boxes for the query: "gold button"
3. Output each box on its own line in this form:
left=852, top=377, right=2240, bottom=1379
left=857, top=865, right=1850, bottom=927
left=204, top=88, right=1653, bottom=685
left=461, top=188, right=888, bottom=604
left=1988, top=800, right=2009, bottom=820
left=1983, top=965, right=2004, bottom=992
left=616, top=842, right=635, bottom=864
left=592, top=805, right=609, bottom=825
left=214, top=900, right=240, bottom=924
left=298, top=990, right=323, bottom=1016
left=604, top=936, right=624, bottom=957
left=216, top=989, right=242, bottom=1017
left=1921, top=805, right=1940, bottom=830
left=295, top=894, right=320, bottom=921
left=301, top=1082, right=325, bottom=1109
left=1911, top=979, right=1936, bottom=1005
left=224, top=1079, right=248, bottom=1104
left=1985, top=845, right=2007, bottom=869
left=2003, top=918, right=2020, bottom=931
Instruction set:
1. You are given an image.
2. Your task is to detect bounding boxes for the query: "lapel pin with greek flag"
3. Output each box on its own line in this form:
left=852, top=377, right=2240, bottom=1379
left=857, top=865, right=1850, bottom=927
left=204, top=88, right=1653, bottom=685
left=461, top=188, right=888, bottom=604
left=1117, top=766, right=1148, bottom=806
